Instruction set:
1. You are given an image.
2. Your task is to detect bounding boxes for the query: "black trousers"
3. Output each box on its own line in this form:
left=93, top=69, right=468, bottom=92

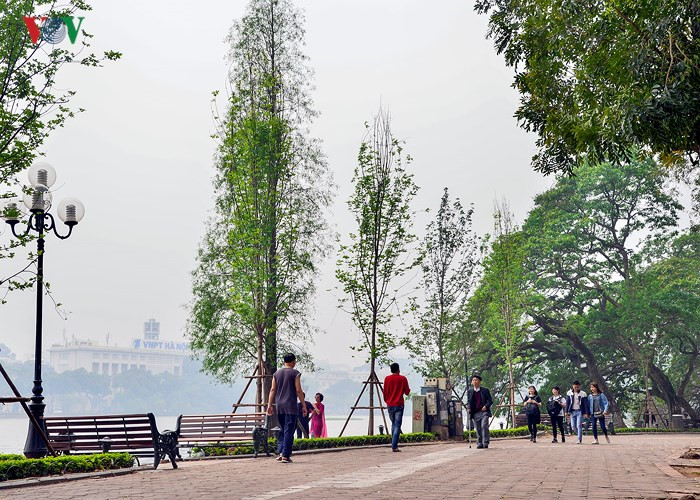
left=296, top=418, right=309, bottom=439
left=527, top=413, right=539, bottom=438
left=552, top=415, right=565, bottom=440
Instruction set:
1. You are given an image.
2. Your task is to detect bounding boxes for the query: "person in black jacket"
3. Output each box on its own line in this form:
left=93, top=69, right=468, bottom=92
left=522, top=386, right=542, bottom=443
left=466, top=375, right=493, bottom=449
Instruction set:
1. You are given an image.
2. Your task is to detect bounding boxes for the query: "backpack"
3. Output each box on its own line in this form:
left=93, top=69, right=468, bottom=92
left=547, top=398, right=561, bottom=416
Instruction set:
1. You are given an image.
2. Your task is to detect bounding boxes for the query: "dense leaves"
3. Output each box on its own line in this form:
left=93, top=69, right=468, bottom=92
left=474, top=0, right=700, bottom=184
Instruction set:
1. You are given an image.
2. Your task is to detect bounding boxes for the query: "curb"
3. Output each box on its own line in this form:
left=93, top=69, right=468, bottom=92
left=0, top=465, right=150, bottom=491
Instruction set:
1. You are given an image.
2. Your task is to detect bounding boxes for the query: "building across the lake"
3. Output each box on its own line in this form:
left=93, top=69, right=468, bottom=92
left=48, top=319, right=189, bottom=376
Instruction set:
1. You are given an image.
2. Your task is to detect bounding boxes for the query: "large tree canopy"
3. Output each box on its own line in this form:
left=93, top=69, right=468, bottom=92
left=475, top=0, right=700, bottom=177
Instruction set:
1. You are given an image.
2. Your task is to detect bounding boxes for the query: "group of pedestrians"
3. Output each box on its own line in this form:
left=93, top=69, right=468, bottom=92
left=466, top=376, right=612, bottom=448
left=489, top=379, right=612, bottom=446
left=267, top=354, right=612, bottom=464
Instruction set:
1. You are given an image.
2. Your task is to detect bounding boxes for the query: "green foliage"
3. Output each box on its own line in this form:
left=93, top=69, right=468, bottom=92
left=0, top=454, right=24, bottom=462
left=336, top=108, right=419, bottom=364
left=406, top=188, right=478, bottom=382
left=190, top=432, right=438, bottom=456
left=188, top=0, right=332, bottom=386
left=615, top=427, right=700, bottom=434
left=464, top=425, right=544, bottom=439
left=0, top=0, right=120, bottom=300
left=475, top=0, right=700, bottom=177
left=0, top=453, right=134, bottom=482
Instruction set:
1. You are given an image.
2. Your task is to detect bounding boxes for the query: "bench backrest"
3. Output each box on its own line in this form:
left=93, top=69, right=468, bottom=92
left=44, top=413, right=159, bottom=455
left=176, top=413, right=266, bottom=444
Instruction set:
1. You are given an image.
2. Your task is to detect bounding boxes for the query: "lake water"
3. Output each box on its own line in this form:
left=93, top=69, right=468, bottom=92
left=0, top=415, right=412, bottom=455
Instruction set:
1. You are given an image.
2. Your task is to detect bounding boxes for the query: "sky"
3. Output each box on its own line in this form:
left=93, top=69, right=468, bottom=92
left=0, top=0, right=552, bottom=366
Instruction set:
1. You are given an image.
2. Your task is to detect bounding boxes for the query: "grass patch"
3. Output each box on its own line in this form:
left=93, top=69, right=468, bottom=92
left=0, top=453, right=135, bottom=482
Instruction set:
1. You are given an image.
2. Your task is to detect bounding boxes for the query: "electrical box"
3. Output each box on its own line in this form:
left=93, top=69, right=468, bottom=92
left=425, top=391, right=438, bottom=416
left=412, top=395, right=426, bottom=433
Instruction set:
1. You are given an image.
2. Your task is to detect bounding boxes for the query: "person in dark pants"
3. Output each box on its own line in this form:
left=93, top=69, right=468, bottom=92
left=548, top=386, right=566, bottom=443
left=383, top=362, right=410, bottom=452
left=586, top=382, right=611, bottom=445
left=296, top=392, right=313, bottom=438
left=467, top=375, right=493, bottom=449
left=523, top=385, right=542, bottom=443
left=267, top=353, right=307, bottom=463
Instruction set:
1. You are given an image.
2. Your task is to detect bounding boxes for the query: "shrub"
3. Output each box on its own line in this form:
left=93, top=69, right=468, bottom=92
left=615, top=427, right=700, bottom=434
left=0, top=454, right=25, bottom=462
left=464, top=425, right=544, bottom=439
left=0, top=453, right=135, bottom=482
left=190, top=432, right=439, bottom=457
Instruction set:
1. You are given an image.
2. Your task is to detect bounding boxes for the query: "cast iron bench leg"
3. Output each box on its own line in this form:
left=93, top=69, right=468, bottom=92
left=156, top=431, right=179, bottom=469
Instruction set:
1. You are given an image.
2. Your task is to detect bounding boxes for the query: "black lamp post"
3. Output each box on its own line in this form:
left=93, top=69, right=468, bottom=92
left=1, top=162, right=84, bottom=458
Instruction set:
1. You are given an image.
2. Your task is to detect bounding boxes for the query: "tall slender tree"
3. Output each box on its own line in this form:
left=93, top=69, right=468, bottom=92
left=470, top=201, right=526, bottom=427
left=336, top=107, right=418, bottom=434
left=188, top=0, right=332, bottom=406
left=406, top=188, right=478, bottom=382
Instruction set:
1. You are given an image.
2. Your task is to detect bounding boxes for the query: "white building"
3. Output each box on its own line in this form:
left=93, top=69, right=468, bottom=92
left=48, top=319, right=189, bottom=376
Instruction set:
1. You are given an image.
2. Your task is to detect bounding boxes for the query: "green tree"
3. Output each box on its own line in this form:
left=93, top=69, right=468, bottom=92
left=407, top=188, right=478, bottom=383
left=336, top=107, right=419, bottom=434
left=187, top=0, right=332, bottom=406
left=520, top=153, right=685, bottom=421
left=0, top=0, right=120, bottom=299
left=469, top=201, right=526, bottom=427
left=475, top=0, right=700, bottom=191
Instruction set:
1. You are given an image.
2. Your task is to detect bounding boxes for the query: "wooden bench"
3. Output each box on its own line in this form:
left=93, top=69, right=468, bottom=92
left=44, top=413, right=178, bottom=469
left=175, top=412, right=269, bottom=458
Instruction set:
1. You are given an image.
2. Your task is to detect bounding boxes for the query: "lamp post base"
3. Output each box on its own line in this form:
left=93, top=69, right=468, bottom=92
left=23, top=400, right=48, bottom=458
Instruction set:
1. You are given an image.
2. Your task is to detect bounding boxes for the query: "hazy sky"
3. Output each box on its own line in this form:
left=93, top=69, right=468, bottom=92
left=0, top=0, right=552, bottom=366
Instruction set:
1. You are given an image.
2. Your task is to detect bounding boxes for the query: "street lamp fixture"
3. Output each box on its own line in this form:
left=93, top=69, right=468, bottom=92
left=1, top=161, right=84, bottom=458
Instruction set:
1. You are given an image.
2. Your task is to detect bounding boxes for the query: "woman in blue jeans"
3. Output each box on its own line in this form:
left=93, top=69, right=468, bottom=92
left=586, top=383, right=611, bottom=444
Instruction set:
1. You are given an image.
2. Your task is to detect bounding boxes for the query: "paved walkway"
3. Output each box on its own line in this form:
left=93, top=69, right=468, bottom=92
left=2, top=434, right=699, bottom=499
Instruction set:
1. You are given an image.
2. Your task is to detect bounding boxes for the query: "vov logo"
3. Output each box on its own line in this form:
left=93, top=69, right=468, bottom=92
left=23, top=16, right=85, bottom=45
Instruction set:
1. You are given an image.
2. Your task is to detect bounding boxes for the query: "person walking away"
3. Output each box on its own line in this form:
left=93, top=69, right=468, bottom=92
left=383, top=362, right=410, bottom=452
left=566, top=380, right=588, bottom=444
left=586, top=383, right=610, bottom=444
left=267, top=353, right=306, bottom=463
left=547, top=386, right=566, bottom=443
left=467, top=375, right=493, bottom=449
left=523, top=386, right=542, bottom=443
left=310, top=392, right=327, bottom=438
left=296, top=392, right=313, bottom=439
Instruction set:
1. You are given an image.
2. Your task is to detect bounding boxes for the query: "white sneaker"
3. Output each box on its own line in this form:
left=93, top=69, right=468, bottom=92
left=591, top=439, right=599, bottom=445
left=577, top=440, right=581, bottom=444
left=605, top=436, right=610, bottom=443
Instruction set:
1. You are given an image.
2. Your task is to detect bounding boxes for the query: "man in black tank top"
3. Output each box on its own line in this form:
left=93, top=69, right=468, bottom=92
left=267, top=353, right=306, bottom=463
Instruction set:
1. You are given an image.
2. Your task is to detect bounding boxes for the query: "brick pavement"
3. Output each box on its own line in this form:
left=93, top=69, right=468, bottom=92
left=1, top=434, right=699, bottom=499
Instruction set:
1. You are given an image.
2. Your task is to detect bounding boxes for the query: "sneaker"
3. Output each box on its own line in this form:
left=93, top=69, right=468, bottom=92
left=577, top=440, right=581, bottom=444
left=392, top=448, right=401, bottom=452
left=276, top=455, right=283, bottom=461
left=605, top=436, right=610, bottom=444
left=484, top=445, right=489, bottom=449
left=280, top=457, right=293, bottom=463
left=552, top=438, right=558, bottom=443
left=476, top=444, right=484, bottom=449
left=562, top=438, right=566, bottom=443
left=591, top=439, right=599, bottom=445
